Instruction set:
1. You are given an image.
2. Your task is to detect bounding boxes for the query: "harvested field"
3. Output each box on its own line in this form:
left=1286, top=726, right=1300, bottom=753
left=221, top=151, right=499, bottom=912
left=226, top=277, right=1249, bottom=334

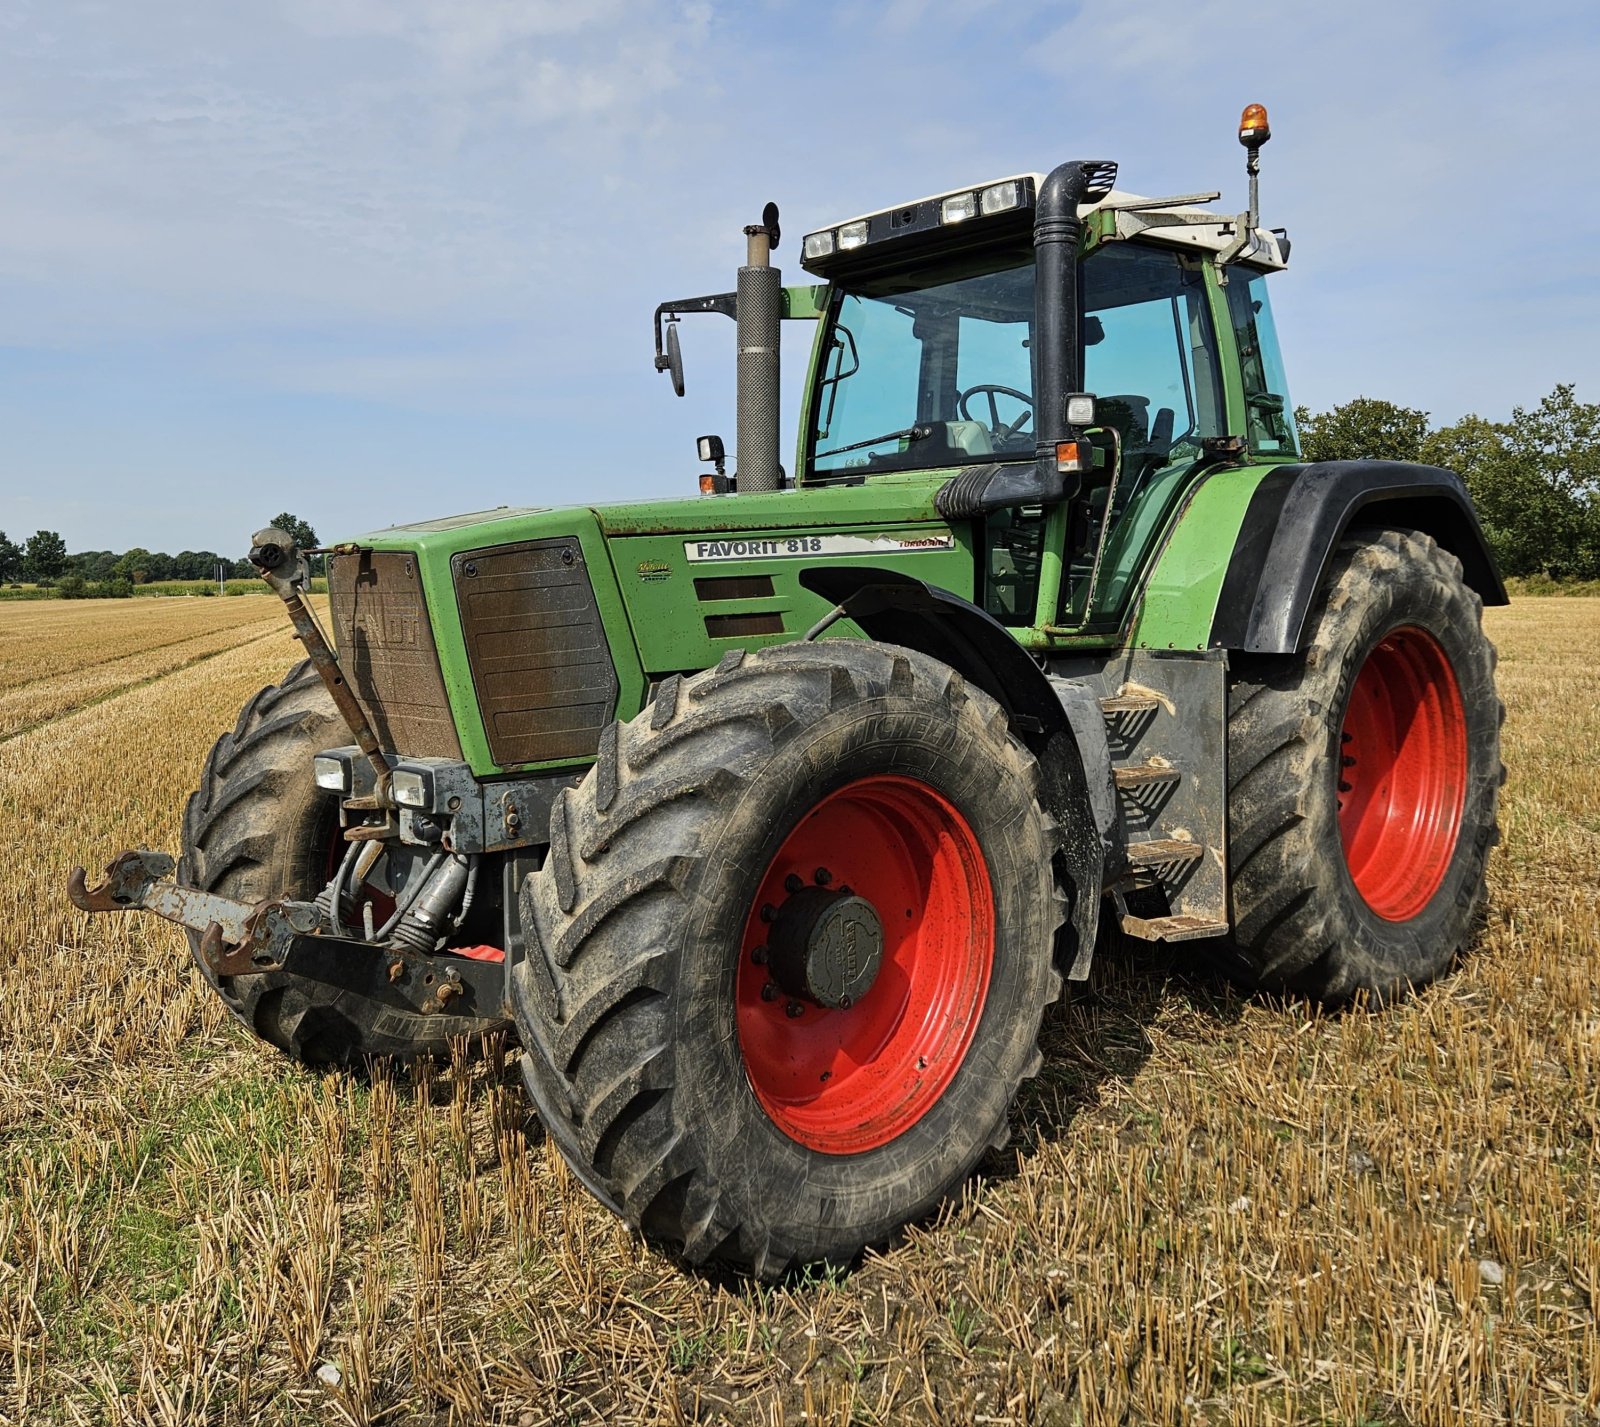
left=0, top=597, right=1595, bottom=1426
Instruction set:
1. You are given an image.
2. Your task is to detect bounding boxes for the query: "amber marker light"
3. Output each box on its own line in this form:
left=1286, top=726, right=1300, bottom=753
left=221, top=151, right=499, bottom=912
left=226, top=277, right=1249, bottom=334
left=1055, top=440, right=1089, bottom=475
left=1239, top=102, right=1271, bottom=148
left=699, top=474, right=717, bottom=494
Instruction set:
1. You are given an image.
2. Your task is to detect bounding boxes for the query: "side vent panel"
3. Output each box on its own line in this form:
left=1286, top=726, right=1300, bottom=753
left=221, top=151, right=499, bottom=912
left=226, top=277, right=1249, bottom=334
left=452, top=539, right=620, bottom=766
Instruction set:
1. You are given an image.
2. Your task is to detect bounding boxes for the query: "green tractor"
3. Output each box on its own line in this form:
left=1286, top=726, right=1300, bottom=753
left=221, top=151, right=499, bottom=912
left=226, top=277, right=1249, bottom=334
left=72, top=106, right=1504, bottom=1276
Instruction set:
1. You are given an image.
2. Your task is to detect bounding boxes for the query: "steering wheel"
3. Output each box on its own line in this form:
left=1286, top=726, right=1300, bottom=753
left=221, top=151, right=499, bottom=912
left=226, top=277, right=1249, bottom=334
left=958, top=384, right=1034, bottom=443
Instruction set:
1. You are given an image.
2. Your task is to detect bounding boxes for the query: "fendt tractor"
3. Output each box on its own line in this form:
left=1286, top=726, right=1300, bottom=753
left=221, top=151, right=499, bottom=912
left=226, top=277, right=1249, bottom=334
left=72, top=106, right=1505, bottom=1276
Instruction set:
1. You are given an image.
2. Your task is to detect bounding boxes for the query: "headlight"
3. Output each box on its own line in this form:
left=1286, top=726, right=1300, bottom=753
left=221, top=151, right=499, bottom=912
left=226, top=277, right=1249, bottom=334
left=837, top=220, right=869, bottom=251
left=313, top=750, right=357, bottom=793
left=981, top=181, right=1022, bottom=215
left=802, top=230, right=836, bottom=260
left=391, top=769, right=429, bottom=808
left=940, top=192, right=977, bottom=224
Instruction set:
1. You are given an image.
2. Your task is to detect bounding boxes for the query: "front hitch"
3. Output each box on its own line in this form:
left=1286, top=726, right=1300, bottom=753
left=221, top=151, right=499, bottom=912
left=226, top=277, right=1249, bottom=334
left=67, top=850, right=506, bottom=1022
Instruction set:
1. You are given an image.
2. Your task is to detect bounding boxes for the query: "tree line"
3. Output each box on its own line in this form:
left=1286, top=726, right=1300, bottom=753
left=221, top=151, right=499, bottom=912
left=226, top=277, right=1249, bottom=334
left=1297, top=383, right=1600, bottom=581
left=0, top=514, right=318, bottom=597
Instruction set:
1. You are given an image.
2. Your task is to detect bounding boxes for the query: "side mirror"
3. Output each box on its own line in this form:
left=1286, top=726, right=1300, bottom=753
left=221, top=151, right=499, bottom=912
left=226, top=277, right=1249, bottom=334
left=663, top=321, right=685, bottom=397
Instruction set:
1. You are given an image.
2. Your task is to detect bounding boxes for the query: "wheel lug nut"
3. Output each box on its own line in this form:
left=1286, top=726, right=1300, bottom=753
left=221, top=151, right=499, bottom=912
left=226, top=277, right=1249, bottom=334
left=838, top=994, right=852, bottom=1009
left=1342, top=755, right=1357, bottom=767
left=814, top=867, right=832, bottom=886
left=785, top=1000, right=804, bottom=1018
left=750, top=945, right=768, bottom=965
left=1341, top=730, right=1353, bottom=744
left=1338, top=780, right=1353, bottom=793
left=819, top=1070, right=831, bottom=1082
left=760, top=903, right=777, bottom=923
left=838, top=885, right=852, bottom=897
left=761, top=981, right=780, bottom=1002
left=784, top=873, right=804, bottom=894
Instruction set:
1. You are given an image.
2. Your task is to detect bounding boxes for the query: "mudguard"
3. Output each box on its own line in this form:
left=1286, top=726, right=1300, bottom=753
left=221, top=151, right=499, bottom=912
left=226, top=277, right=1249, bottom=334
left=798, top=565, right=1107, bottom=976
left=1210, top=460, right=1507, bottom=655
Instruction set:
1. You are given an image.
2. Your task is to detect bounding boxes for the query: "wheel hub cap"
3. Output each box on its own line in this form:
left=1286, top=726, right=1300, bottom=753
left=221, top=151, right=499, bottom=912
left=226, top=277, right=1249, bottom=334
left=768, top=887, right=884, bottom=1009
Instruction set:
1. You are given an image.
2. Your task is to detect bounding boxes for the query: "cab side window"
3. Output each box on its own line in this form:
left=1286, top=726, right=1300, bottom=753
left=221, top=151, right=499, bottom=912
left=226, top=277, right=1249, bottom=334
left=1226, top=269, right=1299, bottom=455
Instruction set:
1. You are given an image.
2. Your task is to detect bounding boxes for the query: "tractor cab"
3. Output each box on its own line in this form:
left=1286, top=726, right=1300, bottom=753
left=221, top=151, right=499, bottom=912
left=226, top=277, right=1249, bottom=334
left=794, top=179, right=1296, bottom=638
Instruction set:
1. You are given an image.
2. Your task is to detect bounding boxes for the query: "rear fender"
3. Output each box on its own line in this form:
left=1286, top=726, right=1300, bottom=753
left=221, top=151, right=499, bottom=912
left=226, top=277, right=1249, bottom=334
left=798, top=566, right=1108, bottom=977
left=1210, top=460, right=1507, bottom=655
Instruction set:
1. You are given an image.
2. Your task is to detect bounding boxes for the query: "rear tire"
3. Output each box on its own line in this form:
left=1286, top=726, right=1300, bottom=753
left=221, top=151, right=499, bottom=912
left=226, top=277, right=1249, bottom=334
left=1223, top=527, right=1503, bottom=1003
left=179, top=660, right=510, bottom=1064
left=512, top=642, right=1064, bottom=1277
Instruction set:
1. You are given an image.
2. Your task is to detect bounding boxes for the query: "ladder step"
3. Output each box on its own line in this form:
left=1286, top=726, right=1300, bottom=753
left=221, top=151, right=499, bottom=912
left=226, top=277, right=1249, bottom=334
left=1099, top=693, right=1160, bottom=717
left=1113, top=764, right=1181, bottom=789
left=1119, top=912, right=1230, bottom=943
left=1125, top=838, right=1205, bottom=868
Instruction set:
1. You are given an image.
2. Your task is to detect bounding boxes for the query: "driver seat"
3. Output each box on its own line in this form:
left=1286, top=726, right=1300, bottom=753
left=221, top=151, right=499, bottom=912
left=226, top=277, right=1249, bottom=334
left=944, top=421, right=994, bottom=458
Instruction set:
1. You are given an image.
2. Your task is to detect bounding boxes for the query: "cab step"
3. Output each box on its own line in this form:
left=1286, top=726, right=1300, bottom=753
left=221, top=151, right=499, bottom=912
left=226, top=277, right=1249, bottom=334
left=1119, top=911, right=1231, bottom=943
left=1124, top=837, right=1205, bottom=869
left=1099, top=692, right=1161, bottom=717
left=1113, top=764, right=1182, bottom=789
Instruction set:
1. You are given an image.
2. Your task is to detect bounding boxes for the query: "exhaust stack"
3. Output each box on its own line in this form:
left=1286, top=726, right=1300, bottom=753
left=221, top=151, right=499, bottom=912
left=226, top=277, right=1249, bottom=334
left=735, top=203, right=782, bottom=493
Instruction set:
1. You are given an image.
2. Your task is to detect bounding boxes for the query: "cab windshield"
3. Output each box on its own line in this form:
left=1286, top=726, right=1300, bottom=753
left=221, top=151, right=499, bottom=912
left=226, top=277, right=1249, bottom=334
left=806, top=242, right=1223, bottom=484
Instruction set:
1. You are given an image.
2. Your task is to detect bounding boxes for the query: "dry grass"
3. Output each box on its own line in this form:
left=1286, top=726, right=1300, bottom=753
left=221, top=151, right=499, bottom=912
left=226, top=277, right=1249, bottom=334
left=0, top=597, right=1595, bottom=1426
left=0, top=598, right=298, bottom=741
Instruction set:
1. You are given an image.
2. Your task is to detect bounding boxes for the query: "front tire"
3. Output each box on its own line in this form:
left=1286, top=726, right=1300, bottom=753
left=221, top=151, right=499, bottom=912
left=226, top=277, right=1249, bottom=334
left=1224, top=527, right=1503, bottom=1002
left=512, top=642, right=1064, bottom=1277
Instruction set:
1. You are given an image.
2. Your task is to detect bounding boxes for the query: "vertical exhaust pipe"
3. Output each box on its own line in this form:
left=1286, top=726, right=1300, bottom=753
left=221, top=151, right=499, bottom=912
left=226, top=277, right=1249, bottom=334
left=735, top=204, right=782, bottom=493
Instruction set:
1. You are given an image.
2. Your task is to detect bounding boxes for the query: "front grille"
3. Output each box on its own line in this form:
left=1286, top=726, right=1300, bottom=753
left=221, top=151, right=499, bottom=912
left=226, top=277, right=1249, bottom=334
left=452, top=538, right=619, bottom=766
left=327, top=552, right=463, bottom=759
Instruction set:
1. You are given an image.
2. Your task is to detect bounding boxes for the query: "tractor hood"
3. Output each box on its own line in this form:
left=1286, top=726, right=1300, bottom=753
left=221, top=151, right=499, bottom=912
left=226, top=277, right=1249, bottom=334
left=338, top=476, right=972, bottom=776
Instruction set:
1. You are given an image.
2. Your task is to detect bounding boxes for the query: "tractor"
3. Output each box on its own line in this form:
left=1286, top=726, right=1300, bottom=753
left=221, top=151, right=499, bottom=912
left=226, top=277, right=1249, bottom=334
left=71, top=105, right=1505, bottom=1277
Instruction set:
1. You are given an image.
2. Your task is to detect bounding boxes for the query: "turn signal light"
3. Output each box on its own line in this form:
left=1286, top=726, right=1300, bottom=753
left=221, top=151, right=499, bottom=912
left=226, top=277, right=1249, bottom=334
left=699, top=473, right=717, bottom=495
left=1239, top=102, right=1271, bottom=147
left=1055, top=440, right=1089, bottom=475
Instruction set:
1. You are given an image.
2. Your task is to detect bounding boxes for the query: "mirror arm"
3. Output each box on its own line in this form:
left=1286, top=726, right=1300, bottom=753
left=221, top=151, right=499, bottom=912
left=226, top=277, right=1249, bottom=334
left=652, top=292, right=739, bottom=371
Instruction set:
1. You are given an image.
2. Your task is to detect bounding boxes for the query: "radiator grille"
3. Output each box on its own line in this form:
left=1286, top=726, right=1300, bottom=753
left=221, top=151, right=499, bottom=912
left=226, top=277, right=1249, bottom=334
left=327, top=552, right=462, bottom=759
left=452, top=539, right=619, bottom=766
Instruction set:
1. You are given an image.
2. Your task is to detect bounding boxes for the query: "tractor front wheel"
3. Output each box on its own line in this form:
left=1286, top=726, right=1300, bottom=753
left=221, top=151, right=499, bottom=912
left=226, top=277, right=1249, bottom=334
left=512, top=641, right=1064, bottom=1277
left=1223, top=527, right=1503, bottom=1003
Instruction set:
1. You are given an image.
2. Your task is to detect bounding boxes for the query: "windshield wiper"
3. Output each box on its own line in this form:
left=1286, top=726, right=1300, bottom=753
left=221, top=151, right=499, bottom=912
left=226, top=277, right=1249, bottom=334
left=816, top=425, right=933, bottom=460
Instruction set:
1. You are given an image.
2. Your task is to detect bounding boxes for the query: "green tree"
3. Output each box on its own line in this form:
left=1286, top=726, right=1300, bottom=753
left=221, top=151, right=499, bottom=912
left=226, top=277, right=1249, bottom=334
left=1295, top=397, right=1432, bottom=465
left=269, top=512, right=319, bottom=550
left=111, top=547, right=155, bottom=584
left=23, top=529, right=67, bottom=583
left=0, top=531, right=20, bottom=582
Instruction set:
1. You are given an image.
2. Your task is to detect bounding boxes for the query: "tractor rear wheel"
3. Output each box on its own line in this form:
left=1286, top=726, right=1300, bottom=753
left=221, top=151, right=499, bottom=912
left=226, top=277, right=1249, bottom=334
left=179, top=659, right=510, bottom=1064
left=1223, top=527, right=1503, bottom=1002
left=512, top=641, right=1064, bottom=1277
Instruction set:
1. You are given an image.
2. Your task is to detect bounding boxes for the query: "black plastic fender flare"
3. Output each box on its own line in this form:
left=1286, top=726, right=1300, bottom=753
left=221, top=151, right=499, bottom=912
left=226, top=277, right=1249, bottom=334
left=1210, top=459, right=1507, bottom=655
left=798, top=565, right=1106, bottom=976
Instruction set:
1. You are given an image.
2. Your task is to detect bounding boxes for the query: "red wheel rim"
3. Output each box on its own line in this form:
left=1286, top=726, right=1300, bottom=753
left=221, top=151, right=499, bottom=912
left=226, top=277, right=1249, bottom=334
left=735, top=775, right=995, bottom=1155
left=1337, top=626, right=1468, bottom=921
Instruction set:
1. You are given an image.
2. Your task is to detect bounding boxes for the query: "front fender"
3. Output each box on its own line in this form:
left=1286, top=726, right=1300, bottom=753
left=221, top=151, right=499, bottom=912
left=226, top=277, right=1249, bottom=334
left=1210, top=459, right=1507, bottom=655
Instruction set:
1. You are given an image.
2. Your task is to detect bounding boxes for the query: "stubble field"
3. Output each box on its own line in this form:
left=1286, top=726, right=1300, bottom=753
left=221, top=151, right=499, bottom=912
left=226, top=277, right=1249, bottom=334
left=0, top=595, right=1596, bottom=1426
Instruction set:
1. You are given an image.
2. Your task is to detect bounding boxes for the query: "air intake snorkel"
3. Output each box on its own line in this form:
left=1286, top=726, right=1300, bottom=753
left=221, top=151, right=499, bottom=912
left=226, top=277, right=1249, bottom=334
left=935, top=158, right=1117, bottom=521
left=1031, top=158, right=1117, bottom=504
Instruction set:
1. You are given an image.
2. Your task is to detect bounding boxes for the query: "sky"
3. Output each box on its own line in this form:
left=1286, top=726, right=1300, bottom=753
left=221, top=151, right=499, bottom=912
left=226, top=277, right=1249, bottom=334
left=0, top=0, right=1596, bottom=554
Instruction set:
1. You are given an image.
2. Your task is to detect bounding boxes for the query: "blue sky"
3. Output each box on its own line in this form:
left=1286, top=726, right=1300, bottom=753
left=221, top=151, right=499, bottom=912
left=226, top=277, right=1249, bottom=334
left=0, top=0, right=1596, bottom=553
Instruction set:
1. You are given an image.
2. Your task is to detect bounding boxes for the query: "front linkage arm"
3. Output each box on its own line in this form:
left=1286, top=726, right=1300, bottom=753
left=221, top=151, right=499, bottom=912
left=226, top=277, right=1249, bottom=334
left=247, top=526, right=392, bottom=809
